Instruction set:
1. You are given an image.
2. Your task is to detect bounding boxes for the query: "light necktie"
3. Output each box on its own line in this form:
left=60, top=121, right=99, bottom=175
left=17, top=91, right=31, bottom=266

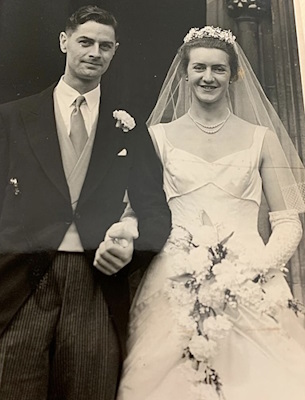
left=70, top=95, right=88, bottom=157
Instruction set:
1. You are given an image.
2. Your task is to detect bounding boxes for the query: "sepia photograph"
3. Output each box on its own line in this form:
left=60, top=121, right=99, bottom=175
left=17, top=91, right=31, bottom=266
left=0, top=1, right=304, bottom=399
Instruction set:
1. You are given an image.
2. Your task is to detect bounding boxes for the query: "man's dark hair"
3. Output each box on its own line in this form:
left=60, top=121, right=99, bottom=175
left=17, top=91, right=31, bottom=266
left=65, top=5, right=118, bottom=39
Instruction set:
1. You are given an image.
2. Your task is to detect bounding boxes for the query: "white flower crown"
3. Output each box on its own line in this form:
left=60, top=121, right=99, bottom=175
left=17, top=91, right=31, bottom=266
left=183, top=26, right=236, bottom=45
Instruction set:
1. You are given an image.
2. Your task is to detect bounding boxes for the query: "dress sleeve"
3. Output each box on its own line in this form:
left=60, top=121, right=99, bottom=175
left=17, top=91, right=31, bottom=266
left=128, top=122, right=171, bottom=253
left=148, top=124, right=166, bottom=164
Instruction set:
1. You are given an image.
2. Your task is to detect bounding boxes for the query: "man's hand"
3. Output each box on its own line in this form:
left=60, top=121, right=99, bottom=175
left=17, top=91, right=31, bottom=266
left=93, top=238, right=134, bottom=275
left=93, top=219, right=139, bottom=275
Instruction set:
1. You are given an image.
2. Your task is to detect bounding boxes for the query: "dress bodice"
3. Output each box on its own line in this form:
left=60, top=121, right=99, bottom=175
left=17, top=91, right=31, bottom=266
left=150, top=124, right=268, bottom=252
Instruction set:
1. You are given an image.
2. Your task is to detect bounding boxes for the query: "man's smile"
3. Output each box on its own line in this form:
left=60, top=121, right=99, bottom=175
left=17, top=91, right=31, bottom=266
left=83, top=61, right=102, bottom=66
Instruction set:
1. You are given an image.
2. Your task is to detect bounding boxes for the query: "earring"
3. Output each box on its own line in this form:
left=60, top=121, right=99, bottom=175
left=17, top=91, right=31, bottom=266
left=185, top=77, right=189, bottom=82
left=229, top=80, right=232, bottom=84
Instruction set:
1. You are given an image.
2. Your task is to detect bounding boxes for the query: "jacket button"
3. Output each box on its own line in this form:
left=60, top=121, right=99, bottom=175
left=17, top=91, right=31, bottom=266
left=75, top=212, right=81, bottom=219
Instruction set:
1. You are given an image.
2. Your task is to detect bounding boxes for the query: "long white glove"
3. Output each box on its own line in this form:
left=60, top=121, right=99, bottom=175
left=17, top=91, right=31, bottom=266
left=263, top=209, right=303, bottom=270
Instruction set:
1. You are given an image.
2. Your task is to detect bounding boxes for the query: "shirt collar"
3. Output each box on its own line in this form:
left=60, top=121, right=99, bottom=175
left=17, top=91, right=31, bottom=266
left=56, top=76, right=101, bottom=111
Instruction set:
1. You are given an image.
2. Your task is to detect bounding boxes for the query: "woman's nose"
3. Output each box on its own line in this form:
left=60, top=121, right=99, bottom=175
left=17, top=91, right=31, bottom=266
left=203, top=68, right=214, bottom=83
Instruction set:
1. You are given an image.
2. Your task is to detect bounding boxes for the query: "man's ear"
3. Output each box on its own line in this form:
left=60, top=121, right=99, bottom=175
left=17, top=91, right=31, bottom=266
left=114, top=42, right=120, bottom=53
left=59, top=32, right=68, bottom=54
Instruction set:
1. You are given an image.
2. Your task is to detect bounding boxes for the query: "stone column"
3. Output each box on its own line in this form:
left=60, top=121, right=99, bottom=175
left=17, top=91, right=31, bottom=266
left=226, top=0, right=271, bottom=78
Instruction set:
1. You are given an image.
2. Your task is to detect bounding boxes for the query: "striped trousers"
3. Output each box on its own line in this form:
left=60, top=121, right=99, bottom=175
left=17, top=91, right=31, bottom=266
left=0, top=252, right=121, bottom=399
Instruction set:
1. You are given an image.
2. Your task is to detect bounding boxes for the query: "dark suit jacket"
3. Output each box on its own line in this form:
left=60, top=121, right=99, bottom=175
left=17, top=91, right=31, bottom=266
left=0, top=83, right=171, bottom=353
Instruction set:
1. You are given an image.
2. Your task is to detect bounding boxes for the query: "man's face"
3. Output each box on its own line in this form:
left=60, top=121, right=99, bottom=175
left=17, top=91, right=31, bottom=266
left=59, top=21, right=118, bottom=89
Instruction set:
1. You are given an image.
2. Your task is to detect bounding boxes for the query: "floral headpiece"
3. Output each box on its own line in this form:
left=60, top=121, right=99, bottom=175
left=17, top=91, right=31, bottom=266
left=183, top=26, right=236, bottom=45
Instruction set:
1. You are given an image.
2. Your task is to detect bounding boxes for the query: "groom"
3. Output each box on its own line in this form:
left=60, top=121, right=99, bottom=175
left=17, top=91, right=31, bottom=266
left=0, top=5, right=171, bottom=400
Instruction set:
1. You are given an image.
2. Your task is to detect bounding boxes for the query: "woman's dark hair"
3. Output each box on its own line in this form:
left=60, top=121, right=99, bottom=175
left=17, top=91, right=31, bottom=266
left=178, top=37, right=239, bottom=81
left=65, top=5, right=118, bottom=40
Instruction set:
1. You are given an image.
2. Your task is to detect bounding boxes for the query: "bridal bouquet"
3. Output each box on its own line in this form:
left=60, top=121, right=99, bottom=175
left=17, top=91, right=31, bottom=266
left=165, top=225, right=297, bottom=399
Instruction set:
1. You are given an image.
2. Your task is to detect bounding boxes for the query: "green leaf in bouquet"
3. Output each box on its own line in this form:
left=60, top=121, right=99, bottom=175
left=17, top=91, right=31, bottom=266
left=219, top=231, right=234, bottom=246
left=169, top=273, right=195, bottom=284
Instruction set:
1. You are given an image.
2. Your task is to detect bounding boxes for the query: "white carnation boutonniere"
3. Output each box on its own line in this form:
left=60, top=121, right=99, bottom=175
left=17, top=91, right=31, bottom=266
left=113, top=110, right=136, bottom=132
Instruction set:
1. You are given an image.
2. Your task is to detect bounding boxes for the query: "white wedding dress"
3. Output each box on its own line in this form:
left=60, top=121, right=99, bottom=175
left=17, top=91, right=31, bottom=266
left=117, top=124, right=305, bottom=400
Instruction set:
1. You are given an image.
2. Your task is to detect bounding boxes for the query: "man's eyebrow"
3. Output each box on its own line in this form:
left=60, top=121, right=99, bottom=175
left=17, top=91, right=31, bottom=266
left=77, top=35, right=93, bottom=41
left=77, top=35, right=115, bottom=45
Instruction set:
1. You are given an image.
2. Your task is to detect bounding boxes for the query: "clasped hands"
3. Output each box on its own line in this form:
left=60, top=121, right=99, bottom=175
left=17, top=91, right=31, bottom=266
left=94, top=218, right=139, bottom=275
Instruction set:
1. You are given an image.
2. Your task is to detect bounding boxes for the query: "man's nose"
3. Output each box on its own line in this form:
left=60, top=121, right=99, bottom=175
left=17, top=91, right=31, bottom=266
left=89, top=43, right=101, bottom=58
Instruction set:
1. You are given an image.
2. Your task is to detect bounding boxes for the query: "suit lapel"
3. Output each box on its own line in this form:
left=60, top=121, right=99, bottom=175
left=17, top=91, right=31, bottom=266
left=21, top=85, right=70, bottom=201
left=78, top=95, right=123, bottom=206
left=21, top=85, right=123, bottom=206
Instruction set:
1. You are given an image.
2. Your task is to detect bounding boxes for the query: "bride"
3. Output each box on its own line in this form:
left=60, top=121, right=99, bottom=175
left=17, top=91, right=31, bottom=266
left=117, top=27, right=305, bottom=400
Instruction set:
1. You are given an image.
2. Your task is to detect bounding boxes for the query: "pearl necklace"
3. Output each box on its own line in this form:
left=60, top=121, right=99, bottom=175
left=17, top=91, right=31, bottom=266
left=188, top=108, right=231, bottom=134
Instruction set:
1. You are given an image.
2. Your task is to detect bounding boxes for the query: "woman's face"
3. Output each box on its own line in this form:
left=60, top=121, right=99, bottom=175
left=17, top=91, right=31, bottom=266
left=186, top=47, right=231, bottom=106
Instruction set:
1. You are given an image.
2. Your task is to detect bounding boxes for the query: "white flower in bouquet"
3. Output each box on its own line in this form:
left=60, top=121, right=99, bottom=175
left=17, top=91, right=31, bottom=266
left=213, top=262, right=249, bottom=293
left=211, top=271, right=239, bottom=294
left=198, top=284, right=225, bottom=310
left=189, top=248, right=211, bottom=276
left=235, top=280, right=263, bottom=309
left=203, top=315, right=233, bottom=341
left=188, top=335, right=218, bottom=361
left=212, top=259, right=233, bottom=277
